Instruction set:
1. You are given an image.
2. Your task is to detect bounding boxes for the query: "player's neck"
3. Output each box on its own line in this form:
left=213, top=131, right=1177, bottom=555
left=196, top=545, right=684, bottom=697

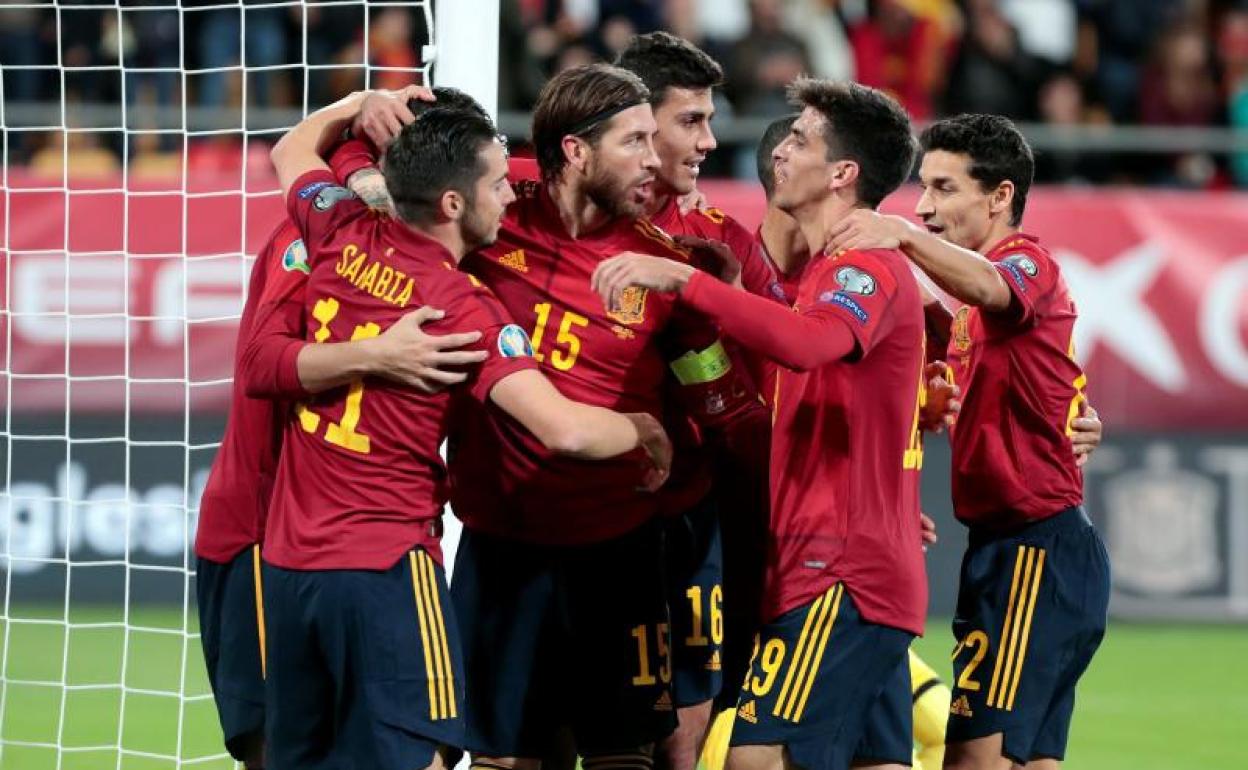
left=644, top=190, right=674, bottom=219
left=976, top=219, right=1021, bottom=257
left=408, top=221, right=467, bottom=262
left=547, top=179, right=614, bottom=239
left=800, top=193, right=857, bottom=257
left=760, top=207, right=809, bottom=275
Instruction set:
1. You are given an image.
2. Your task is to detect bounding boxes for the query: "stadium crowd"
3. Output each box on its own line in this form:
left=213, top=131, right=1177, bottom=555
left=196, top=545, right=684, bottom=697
left=1, top=0, right=1245, bottom=185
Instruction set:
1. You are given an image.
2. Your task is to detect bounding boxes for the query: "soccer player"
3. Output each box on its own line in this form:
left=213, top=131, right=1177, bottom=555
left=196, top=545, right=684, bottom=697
left=193, top=95, right=480, bottom=768
left=824, top=114, right=1111, bottom=770
left=259, top=92, right=672, bottom=770
left=449, top=63, right=764, bottom=770
left=593, top=79, right=929, bottom=770
left=613, top=32, right=776, bottom=768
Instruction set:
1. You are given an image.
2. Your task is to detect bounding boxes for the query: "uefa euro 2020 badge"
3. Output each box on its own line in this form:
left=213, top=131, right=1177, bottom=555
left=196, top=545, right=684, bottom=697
left=281, top=239, right=309, bottom=274
left=497, top=324, right=534, bottom=358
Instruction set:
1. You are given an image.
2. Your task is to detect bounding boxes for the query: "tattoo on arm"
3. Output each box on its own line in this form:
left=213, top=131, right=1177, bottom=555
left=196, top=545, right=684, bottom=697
left=347, top=168, right=395, bottom=213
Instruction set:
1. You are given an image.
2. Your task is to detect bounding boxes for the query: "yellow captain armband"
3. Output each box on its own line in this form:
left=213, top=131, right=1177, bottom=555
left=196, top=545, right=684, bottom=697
left=670, top=340, right=732, bottom=385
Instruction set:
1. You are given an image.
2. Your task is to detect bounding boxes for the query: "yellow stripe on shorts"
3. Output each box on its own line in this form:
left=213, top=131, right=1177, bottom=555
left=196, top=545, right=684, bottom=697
left=987, top=546, right=1046, bottom=710
left=773, top=583, right=843, bottom=722
left=409, top=551, right=442, bottom=719
left=252, top=545, right=267, bottom=679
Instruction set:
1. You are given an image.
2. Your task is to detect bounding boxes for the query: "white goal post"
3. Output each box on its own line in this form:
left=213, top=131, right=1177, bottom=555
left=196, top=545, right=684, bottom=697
left=0, top=1, right=495, bottom=768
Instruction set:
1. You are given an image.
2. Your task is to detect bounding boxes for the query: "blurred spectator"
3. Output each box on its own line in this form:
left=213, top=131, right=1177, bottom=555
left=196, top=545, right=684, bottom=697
left=785, top=0, right=856, bottom=83
left=30, top=130, right=120, bottom=178
left=0, top=2, right=47, bottom=101
left=1001, top=0, right=1078, bottom=65
left=849, top=0, right=950, bottom=119
left=726, top=0, right=813, bottom=114
left=499, top=0, right=548, bottom=110
left=942, top=0, right=1047, bottom=118
left=1033, top=69, right=1115, bottom=182
left=1138, top=20, right=1221, bottom=186
left=196, top=5, right=288, bottom=108
left=119, top=8, right=180, bottom=111
left=1217, top=3, right=1248, bottom=185
left=1077, top=0, right=1187, bottom=122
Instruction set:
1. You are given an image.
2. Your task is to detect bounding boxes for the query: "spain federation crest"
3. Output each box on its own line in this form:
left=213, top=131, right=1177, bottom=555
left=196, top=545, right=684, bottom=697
left=608, top=285, right=648, bottom=326
left=952, top=306, right=972, bottom=353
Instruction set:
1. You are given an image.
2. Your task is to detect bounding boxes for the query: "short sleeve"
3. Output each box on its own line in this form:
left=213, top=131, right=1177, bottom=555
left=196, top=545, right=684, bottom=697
left=286, top=169, right=366, bottom=250
left=435, top=275, right=539, bottom=403
left=804, top=250, right=900, bottom=358
left=991, top=246, right=1059, bottom=328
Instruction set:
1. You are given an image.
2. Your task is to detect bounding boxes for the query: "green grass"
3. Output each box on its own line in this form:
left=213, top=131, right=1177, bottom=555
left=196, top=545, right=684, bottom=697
left=912, top=621, right=1245, bottom=770
left=1, top=608, right=1242, bottom=769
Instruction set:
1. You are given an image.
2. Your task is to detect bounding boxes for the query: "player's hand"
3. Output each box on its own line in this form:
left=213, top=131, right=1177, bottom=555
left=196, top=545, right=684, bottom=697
left=591, top=252, right=697, bottom=309
left=1070, top=401, right=1103, bottom=467
left=919, top=361, right=960, bottom=433
left=672, top=234, right=742, bottom=288
left=353, top=85, right=433, bottom=148
left=826, top=210, right=914, bottom=254
left=369, top=306, right=487, bottom=393
left=677, top=187, right=708, bottom=215
left=625, top=412, right=672, bottom=492
left=920, top=512, right=938, bottom=547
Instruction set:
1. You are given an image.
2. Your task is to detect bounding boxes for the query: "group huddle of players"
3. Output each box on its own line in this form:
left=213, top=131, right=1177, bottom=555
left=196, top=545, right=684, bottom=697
left=193, top=30, right=1110, bottom=770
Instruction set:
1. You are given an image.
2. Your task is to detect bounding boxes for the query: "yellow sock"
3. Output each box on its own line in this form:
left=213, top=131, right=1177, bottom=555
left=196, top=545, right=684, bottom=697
left=698, top=707, right=736, bottom=770
left=909, top=649, right=951, bottom=770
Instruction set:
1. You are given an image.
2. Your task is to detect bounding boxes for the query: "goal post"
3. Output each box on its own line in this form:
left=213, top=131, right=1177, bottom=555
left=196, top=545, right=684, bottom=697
left=0, top=1, right=486, bottom=767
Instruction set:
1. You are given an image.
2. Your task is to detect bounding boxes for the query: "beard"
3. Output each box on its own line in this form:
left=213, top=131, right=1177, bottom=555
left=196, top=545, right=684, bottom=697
left=460, top=200, right=498, bottom=253
left=584, top=161, right=647, bottom=219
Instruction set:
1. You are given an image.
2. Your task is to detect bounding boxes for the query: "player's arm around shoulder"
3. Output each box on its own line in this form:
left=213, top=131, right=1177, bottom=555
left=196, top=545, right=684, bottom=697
left=827, top=209, right=1012, bottom=312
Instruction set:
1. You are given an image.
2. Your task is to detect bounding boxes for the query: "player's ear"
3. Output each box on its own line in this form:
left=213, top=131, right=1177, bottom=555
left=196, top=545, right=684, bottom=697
left=439, top=188, right=465, bottom=222
left=562, top=134, right=591, bottom=175
left=829, top=158, right=859, bottom=194
left=989, top=180, right=1015, bottom=219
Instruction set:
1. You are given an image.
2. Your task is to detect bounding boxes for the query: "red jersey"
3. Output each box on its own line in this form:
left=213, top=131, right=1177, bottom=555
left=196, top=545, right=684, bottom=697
left=945, top=233, right=1085, bottom=530
left=647, top=198, right=775, bottom=514
left=264, top=170, right=536, bottom=570
left=451, top=183, right=751, bottom=545
left=752, top=227, right=810, bottom=408
left=768, top=249, right=927, bottom=635
left=195, top=221, right=310, bottom=563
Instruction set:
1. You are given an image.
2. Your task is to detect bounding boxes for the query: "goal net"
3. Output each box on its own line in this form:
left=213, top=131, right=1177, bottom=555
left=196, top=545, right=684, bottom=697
left=0, top=1, right=490, bottom=767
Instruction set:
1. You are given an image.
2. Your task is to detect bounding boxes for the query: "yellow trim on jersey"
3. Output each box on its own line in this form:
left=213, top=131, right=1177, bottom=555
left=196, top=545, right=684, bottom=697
left=406, top=549, right=441, bottom=718
left=773, top=583, right=843, bottom=722
left=252, top=545, right=267, bottom=679
left=987, top=546, right=1045, bottom=710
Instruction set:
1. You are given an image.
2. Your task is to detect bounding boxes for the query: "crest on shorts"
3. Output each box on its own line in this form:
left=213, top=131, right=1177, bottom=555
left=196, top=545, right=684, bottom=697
left=608, top=286, right=648, bottom=325
left=952, top=306, right=972, bottom=353
left=1105, top=444, right=1220, bottom=595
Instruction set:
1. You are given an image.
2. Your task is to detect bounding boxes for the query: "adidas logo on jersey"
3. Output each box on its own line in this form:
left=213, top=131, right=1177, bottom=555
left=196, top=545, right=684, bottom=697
left=654, top=690, right=673, bottom=712
left=950, top=694, right=974, bottom=718
left=706, top=649, right=722, bottom=672
left=499, top=249, right=529, bottom=273
left=737, top=700, right=758, bottom=724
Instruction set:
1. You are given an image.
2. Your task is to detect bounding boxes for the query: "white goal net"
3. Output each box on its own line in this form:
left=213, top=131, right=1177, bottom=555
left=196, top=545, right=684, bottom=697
left=0, top=1, right=489, bottom=767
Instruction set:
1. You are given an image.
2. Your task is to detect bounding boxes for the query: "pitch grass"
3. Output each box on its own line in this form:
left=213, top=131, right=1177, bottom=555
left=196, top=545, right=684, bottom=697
left=0, top=607, right=1242, bottom=770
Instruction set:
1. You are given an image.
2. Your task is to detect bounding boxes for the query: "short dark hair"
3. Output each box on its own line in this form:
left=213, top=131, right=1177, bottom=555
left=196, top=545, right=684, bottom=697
left=758, top=113, right=798, bottom=200
left=531, top=63, right=650, bottom=184
left=614, top=31, right=724, bottom=106
left=787, top=78, right=916, bottom=208
left=384, top=108, right=499, bottom=226
left=407, top=86, right=492, bottom=123
left=919, top=114, right=1034, bottom=226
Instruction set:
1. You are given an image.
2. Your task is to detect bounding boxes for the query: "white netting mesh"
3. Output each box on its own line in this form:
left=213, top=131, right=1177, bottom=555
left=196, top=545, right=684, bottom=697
left=1, top=2, right=434, bottom=767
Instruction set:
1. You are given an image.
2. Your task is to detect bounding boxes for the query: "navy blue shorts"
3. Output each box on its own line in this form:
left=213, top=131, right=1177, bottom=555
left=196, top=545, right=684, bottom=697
left=196, top=548, right=266, bottom=762
left=729, top=583, right=913, bottom=770
left=850, top=655, right=914, bottom=766
left=665, top=496, right=724, bottom=708
left=947, top=506, right=1110, bottom=764
left=262, top=549, right=464, bottom=770
left=451, top=520, right=676, bottom=758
